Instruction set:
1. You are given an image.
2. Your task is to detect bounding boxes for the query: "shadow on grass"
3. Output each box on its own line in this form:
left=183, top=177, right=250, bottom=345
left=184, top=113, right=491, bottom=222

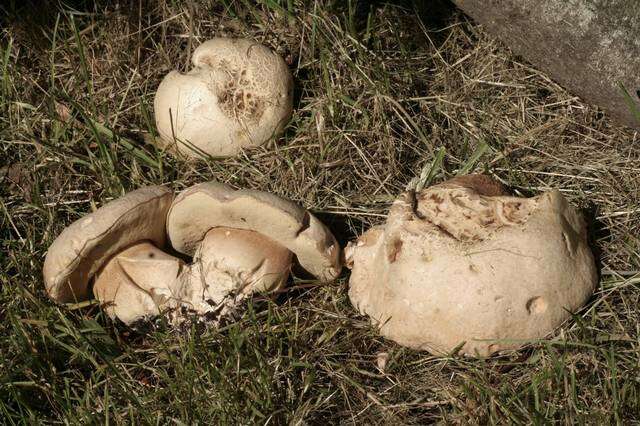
left=583, top=201, right=610, bottom=284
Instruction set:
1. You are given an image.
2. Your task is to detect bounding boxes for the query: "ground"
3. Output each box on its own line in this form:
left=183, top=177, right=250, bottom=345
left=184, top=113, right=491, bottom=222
left=1, top=0, right=639, bottom=423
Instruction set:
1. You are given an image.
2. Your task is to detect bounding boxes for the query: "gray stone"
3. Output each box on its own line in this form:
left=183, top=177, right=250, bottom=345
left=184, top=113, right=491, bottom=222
left=452, top=0, right=640, bottom=129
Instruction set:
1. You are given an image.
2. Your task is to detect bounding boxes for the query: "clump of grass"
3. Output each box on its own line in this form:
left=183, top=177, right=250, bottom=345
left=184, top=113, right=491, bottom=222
left=1, top=0, right=640, bottom=423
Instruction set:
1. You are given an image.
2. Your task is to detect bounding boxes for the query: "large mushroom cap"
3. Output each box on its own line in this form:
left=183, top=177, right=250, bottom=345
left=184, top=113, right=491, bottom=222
left=154, top=37, right=293, bottom=158
left=346, top=175, right=598, bottom=357
left=43, top=186, right=173, bottom=303
left=166, top=181, right=341, bottom=282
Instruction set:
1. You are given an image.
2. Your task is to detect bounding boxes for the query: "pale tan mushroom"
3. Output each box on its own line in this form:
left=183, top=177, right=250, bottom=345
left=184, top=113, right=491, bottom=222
left=154, top=38, right=293, bottom=158
left=92, top=242, right=183, bottom=324
left=42, top=186, right=182, bottom=324
left=172, top=228, right=293, bottom=315
left=346, top=175, right=598, bottom=357
left=166, top=181, right=341, bottom=315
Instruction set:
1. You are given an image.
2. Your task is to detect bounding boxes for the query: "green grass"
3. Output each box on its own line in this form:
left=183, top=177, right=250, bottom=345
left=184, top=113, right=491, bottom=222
left=2, top=0, right=640, bottom=423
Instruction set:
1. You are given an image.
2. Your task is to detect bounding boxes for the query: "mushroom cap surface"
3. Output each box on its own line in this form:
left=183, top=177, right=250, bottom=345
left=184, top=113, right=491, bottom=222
left=43, top=186, right=173, bottom=303
left=166, top=181, right=341, bottom=282
left=172, top=227, right=292, bottom=314
left=93, top=242, right=184, bottom=324
left=154, top=37, right=293, bottom=158
left=346, top=175, right=598, bottom=357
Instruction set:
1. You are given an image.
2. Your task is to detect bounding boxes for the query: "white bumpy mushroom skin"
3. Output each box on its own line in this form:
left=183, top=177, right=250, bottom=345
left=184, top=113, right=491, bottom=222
left=154, top=38, right=294, bottom=158
left=346, top=175, right=598, bottom=357
left=172, top=227, right=292, bottom=314
left=93, top=242, right=185, bottom=324
left=43, top=186, right=174, bottom=302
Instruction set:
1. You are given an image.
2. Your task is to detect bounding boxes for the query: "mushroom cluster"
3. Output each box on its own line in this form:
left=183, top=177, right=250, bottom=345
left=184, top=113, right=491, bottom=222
left=345, top=175, right=598, bottom=357
left=43, top=175, right=599, bottom=357
left=154, top=38, right=293, bottom=158
left=43, top=183, right=341, bottom=325
left=42, top=36, right=602, bottom=358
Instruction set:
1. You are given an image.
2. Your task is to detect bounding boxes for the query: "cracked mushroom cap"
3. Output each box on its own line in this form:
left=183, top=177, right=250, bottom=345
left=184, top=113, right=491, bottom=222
left=346, top=175, right=597, bottom=357
left=43, top=186, right=174, bottom=303
left=166, top=181, right=341, bottom=283
left=154, top=37, right=293, bottom=158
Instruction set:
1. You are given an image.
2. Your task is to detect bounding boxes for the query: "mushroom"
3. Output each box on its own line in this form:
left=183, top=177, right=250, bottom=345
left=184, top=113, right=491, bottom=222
left=154, top=38, right=294, bottom=158
left=43, top=186, right=180, bottom=323
left=345, top=175, right=598, bottom=357
left=166, top=181, right=342, bottom=315
left=92, top=242, right=183, bottom=324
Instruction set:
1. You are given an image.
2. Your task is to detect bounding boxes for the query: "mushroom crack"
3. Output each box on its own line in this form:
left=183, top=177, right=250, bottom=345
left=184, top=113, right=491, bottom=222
left=295, top=212, right=311, bottom=237
left=407, top=189, right=425, bottom=220
left=345, top=175, right=597, bottom=357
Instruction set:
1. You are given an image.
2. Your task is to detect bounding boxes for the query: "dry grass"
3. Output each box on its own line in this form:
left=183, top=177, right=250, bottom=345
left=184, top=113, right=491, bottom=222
left=1, top=0, right=639, bottom=423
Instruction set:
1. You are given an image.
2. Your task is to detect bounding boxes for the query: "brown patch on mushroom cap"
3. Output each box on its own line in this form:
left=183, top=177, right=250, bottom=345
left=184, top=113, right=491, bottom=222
left=43, top=186, right=173, bottom=303
left=407, top=176, right=535, bottom=242
left=166, top=181, right=341, bottom=282
left=444, top=174, right=509, bottom=196
left=347, top=176, right=597, bottom=357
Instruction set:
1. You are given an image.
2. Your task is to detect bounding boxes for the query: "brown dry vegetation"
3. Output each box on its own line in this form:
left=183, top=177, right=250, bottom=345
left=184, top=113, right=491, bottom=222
left=1, top=0, right=639, bottom=423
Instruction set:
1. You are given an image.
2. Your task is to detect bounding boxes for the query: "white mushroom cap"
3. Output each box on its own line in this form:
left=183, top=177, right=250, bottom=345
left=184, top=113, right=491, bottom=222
left=346, top=175, right=598, bottom=357
left=43, top=186, right=174, bottom=303
left=93, top=242, right=184, bottom=324
left=172, top=227, right=292, bottom=314
left=154, top=37, right=293, bottom=158
left=166, top=181, right=341, bottom=282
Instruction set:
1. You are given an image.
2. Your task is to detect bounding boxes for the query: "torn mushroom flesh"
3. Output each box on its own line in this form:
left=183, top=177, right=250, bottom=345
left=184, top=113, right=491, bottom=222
left=346, top=175, right=597, bottom=357
left=172, top=227, right=293, bottom=314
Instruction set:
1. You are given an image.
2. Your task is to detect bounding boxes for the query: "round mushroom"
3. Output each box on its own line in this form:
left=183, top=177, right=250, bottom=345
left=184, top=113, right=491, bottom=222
left=345, top=175, right=598, bottom=357
left=172, top=228, right=293, bottom=315
left=166, top=181, right=341, bottom=314
left=43, top=186, right=181, bottom=324
left=154, top=38, right=294, bottom=158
